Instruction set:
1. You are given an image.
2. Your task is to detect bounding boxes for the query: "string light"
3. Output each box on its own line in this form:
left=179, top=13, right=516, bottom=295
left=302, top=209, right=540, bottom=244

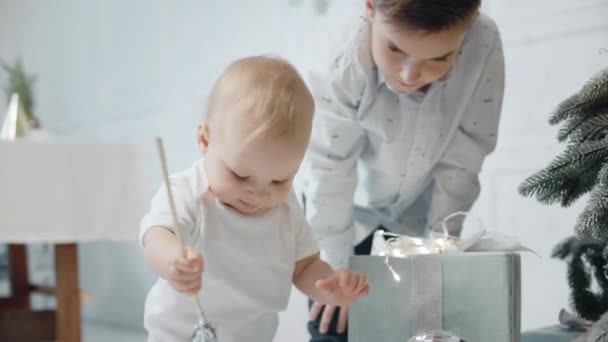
left=380, top=212, right=475, bottom=282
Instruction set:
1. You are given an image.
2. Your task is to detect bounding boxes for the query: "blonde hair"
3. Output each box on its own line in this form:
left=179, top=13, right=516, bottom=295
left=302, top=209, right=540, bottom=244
left=206, top=56, right=314, bottom=144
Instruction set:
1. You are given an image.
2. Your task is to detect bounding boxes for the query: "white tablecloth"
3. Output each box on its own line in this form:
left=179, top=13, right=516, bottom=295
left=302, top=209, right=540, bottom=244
left=0, top=141, right=148, bottom=243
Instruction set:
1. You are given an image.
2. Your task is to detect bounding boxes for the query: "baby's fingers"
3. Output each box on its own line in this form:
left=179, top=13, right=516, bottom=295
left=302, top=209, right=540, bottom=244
left=338, top=271, right=358, bottom=294
left=340, top=272, right=368, bottom=296
left=170, top=260, right=202, bottom=281
left=170, top=278, right=201, bottom=294
left=185, top=248, right=204, bottom=270
left=177, top=258, right=202, bottom=272
left=353, top=274, right=369, bottom=296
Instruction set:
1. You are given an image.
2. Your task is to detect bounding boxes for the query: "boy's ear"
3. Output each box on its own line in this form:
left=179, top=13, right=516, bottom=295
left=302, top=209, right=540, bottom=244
left=197, top=122, right=210, bottom=153
left=365, top=0, right=375, bottom=21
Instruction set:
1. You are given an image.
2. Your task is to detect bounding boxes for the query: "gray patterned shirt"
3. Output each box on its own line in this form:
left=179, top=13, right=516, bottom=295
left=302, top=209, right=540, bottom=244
left=298, top=13, right=505, bottom=270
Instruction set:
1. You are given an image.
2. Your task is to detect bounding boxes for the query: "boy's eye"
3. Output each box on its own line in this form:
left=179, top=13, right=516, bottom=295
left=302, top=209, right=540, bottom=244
left=388, top=44, right=401, bottom=53
left=432, top=56, right=449, bottom=62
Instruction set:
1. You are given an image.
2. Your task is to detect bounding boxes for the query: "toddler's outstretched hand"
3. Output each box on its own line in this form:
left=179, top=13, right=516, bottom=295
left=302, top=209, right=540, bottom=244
left=168, top=247, right=203, bottom=295
left=315, top=269, right=369, bottom=306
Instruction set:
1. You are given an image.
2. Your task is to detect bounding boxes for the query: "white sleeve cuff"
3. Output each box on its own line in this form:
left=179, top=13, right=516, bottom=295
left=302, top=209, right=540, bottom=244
left=317, top=229, right=355, bottom=270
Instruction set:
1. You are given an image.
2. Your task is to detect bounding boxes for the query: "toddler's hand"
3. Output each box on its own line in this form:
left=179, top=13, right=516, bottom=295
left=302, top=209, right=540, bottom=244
left=315, top=269, right=369, bottom=307
left=168, top=247, right=203, bottom=295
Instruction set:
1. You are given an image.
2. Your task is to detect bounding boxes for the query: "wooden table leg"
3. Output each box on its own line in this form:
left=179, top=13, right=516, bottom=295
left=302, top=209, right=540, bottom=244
left=55, top=243, right=81, bottom=342
left=0, top=244, right=30, bottom=309
left=0, top=309, right=56, bottom=340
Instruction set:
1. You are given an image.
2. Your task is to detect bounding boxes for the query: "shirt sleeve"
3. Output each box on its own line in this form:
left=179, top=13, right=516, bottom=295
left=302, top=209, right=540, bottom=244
left=300, top=51, right=368, bottom=270
left=139, top=175, right=199, bottom=247
left=426, top=28, right=505, bottom=235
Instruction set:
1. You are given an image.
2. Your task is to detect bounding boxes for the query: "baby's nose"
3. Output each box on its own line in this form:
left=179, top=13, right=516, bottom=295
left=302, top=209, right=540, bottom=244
left=246, top=186, right=269, bottom=200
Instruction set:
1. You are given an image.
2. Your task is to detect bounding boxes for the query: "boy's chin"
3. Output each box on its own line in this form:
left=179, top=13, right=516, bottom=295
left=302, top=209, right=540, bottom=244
left=386, top=80, right=424, bottom=94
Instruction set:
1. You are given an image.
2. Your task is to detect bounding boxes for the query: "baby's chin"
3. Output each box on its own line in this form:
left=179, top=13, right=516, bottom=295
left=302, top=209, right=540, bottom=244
left=237, top=206, right=270, bottom=216
left=222, top=200, right=274, bottom=216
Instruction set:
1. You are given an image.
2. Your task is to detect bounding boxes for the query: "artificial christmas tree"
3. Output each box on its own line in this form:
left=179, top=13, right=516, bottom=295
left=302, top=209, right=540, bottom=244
left=520, top=68, right=608, bottom=341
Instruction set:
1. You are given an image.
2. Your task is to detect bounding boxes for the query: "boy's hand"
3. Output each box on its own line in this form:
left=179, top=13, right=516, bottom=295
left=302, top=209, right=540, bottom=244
left=168, top=247, right=203, bottom=294
left=309, top=302, right=349, bottom=334
left=315, top=269, right=369, bottom=307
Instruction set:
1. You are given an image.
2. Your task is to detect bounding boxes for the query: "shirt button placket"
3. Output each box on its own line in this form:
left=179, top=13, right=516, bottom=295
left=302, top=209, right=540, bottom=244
left=399, top=93, right=414, bottom=191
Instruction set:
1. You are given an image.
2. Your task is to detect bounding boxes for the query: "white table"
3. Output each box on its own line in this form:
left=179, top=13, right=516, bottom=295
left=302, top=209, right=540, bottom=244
left=0, top=141, right=148, bottom=341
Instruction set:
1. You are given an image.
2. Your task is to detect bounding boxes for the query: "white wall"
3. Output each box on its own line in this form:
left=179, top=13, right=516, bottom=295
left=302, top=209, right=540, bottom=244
left=1, top=0, right=608, bottom=339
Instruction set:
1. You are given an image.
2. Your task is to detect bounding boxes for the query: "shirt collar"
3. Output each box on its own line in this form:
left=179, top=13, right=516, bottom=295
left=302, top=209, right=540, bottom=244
left=191, top=157, right=209, bottom=199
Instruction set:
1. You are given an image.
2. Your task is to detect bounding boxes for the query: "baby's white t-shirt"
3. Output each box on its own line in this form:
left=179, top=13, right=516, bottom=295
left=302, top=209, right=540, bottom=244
left=140, top=158, right=319, bottom=342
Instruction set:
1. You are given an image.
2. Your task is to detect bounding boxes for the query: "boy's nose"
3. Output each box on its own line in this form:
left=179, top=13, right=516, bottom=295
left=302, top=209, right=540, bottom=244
left=400, top=59, right=421, bottom=83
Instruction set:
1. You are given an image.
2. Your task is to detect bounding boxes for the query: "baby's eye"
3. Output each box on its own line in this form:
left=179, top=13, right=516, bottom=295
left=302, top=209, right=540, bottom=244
left=271, top=180, right=287, bottom=185
left=232, top=171, right=249, bottom=181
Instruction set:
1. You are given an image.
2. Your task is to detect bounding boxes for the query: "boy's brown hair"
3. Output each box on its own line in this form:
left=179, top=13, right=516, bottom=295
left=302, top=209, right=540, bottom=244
left=373, top=0, right=481, bottom=32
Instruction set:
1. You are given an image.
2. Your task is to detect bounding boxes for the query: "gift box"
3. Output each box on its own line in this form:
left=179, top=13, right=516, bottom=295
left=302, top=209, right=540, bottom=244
left=349, top=252, right=521, bottom=342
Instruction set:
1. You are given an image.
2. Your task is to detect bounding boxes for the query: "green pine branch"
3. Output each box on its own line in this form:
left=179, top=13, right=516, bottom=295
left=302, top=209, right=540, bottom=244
left=519, top=139, right=608, bottom=205
left=580, top=69, right=608, bottom=109
left=561, top=107, right=608, bottom=143
left=549, top=69, right=608, bottom=143
left=575, top=163, right=608, bottom=241
left=575, top=187, right=608, bottom=242
left=569, top=112, right=608, bottom=143
left=549, top=70, right=608, bottom=126
left=550, top=93, right=582, bottom=125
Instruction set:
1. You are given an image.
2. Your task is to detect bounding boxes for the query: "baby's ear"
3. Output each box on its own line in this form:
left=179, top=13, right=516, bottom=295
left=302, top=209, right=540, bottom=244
left=364, top=0, right=375, bottom=21
left=197, top=122, right=210, bottom=153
